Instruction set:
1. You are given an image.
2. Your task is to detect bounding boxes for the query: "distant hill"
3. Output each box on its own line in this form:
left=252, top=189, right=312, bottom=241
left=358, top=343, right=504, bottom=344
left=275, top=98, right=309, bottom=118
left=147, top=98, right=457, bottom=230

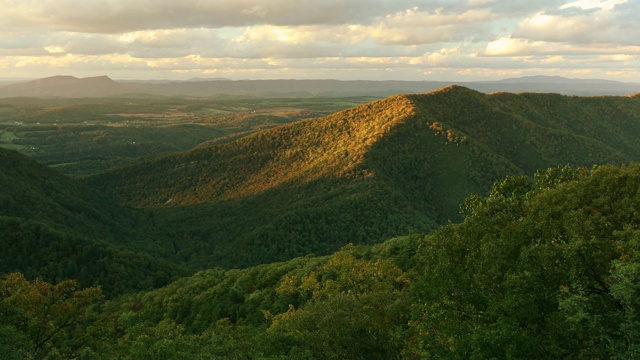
left=1, top=75, right=128, bottom=98
left=496, top=75, right=622, bottom=84
left=1, top=75, right=639, bottom=98
left=84, top=86, right=640, bottom=268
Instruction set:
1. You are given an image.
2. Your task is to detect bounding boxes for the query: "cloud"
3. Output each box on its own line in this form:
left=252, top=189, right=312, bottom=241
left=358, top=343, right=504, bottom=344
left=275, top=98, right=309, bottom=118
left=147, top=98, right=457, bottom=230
left=484, top=36, right=640, bottom=56
left=514, top=0, right=639, bottom=45
left=560, top=0, right=628, bottom=11
left=0, top=0, right=638, bottom=81
left=365, top=7, right=498, bottom=45
left=485, top=37, right=536, bottom=56
left=0, top=0, right=415, bottom=33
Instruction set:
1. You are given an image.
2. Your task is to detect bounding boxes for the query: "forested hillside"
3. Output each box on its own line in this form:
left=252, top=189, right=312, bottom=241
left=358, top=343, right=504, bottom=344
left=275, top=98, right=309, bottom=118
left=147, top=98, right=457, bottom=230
left=4, top=164, right=639, bottom=358
left=3, top=87, right=640, bottom=358
left=0, top=148, right=186, bottom=296
left=0, top=147, right=147, bottom=239
left=85, top=86, right=640, bottom=268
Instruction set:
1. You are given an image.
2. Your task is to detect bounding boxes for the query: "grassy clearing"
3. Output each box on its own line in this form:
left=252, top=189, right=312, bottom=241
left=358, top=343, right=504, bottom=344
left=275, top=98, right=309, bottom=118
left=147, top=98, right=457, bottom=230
left=0, top=131, right=18, bottom=142
left=0, top=143, right=26, bottom=150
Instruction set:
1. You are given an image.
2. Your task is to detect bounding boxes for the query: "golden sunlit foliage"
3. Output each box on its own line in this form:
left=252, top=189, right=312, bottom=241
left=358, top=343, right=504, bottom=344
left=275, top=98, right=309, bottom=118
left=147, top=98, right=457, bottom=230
left=0, top=273, right=105, bottom=359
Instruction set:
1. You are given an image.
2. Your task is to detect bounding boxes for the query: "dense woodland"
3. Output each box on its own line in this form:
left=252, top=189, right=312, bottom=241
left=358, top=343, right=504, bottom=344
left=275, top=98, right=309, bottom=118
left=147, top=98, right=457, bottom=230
left=1, top=87, right=640, bottom=358
left=2, top=164, right=640, bottom=358
left=85, top=86, right=640, bottom=268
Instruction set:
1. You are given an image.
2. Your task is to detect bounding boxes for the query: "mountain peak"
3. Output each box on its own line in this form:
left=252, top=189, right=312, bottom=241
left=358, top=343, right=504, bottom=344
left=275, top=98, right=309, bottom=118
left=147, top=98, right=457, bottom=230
left=5, top=75, right=125, bottom=97
left=82, top=75, right=114, bottom=81
left=25, top=75, right=79, bottom=86
left=77, top=75, right=117, bottom=84
left=428, top=84, right=483, bottom=97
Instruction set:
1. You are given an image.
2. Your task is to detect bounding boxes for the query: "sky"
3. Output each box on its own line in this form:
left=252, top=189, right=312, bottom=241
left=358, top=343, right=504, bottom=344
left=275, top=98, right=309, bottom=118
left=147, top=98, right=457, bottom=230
left=0, top=0, right=638, bottom=81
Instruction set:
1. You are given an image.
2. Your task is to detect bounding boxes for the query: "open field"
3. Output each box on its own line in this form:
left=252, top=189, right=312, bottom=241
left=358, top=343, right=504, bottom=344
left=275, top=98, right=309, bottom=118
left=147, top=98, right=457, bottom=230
left=0, top=130, right=27, bottom=150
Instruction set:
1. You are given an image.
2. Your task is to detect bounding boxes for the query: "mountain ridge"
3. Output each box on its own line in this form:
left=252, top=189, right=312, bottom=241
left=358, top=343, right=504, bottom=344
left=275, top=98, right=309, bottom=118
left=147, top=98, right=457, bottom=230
left=83, top=86, right=640, bottom=268
left=1, top=75, right=639, bottom=98
left=88, top=93, right=416, bottom=207
left=4, top=75, right=127, bottom=97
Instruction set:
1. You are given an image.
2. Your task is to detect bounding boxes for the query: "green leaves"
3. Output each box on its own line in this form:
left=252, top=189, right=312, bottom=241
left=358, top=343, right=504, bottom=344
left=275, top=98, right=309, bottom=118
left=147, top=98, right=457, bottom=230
left=409, top=164, right=640, bottom=358
left=268, top=245, right=410, bottom=359
left=0, top=273, right=105, bottom=359
left=4, top=163, right=640, bottom=359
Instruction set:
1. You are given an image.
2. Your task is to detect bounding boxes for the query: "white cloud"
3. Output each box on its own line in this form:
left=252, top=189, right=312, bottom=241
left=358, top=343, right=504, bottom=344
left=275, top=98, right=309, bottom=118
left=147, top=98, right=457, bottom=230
left=44, top=45, right=65, bottom=54
left=0, top=0, right=413, bottom=33
left=560, top=0, right=628, bottom=11
left=514, top=1, right=638, bottom=46
left=366, top=7, right=498, bottom=45
left=238, top=26, right=317, bottom=45
left=0, top=0, right=638, bottom=81
left=485, top=37, right=536, bottom=56
left=484, top=36, right=640, bottom=56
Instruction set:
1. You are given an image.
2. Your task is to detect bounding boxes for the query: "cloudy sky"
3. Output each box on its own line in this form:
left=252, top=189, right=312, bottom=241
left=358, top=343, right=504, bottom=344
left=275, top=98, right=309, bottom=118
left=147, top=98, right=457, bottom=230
left=0, top=0, right=638, bottom=81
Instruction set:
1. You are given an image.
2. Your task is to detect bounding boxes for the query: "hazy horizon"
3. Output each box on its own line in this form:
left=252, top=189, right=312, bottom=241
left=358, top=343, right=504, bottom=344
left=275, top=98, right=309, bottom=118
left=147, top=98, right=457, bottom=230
left=3, top=74, right=640, bottom=84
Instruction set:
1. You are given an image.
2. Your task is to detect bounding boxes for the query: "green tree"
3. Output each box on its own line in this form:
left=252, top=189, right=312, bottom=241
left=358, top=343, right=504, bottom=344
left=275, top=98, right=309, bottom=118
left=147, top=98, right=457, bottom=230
left=408, top=164, right=640, bottom=358
left=0, top=273, right=105, bottom=359
left=267, top=245, right=410, bottom=359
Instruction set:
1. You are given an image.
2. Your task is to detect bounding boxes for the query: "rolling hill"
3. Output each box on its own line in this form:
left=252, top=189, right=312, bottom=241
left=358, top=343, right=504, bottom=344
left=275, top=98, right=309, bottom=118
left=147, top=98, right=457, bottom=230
left=0, top=147, right=186, bottom=295
left=84, top=86, right=640, bottom=268
left=1, top=75, right=128, bottom=98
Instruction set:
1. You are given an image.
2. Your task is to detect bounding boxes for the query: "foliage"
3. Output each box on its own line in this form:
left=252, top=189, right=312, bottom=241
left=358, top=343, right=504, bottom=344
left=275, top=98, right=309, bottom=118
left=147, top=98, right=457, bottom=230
left=408, top=164, right=640, bottom=358
left=4, top=163, right=640, bottom=358
left=0, top=147, right=142, bottom=244
left=266, top=245, right=410, bottom=359
left=0, top=216, right=186, bottom=297
left=0, top=273, right=106, bottom=359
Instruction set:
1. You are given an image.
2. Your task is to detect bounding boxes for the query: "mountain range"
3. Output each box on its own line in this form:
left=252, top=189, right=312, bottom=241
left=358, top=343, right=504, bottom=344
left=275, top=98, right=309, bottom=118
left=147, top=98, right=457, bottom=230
left=3, top=84, right=640, bottom=271
left=84, top=85, right=640, bottom=268
left=3, top=82, right=640, bottom=358
left=0, top=75, right=639, bottom=98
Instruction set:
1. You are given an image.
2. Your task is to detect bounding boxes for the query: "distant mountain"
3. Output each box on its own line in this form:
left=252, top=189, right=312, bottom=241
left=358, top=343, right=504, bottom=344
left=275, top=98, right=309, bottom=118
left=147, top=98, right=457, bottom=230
left=185, top=77, right=232, bottom=82
left=85, top=86, right=640, bottom=268
left=473, top=75, right=640, bottom=94
left=1, top=75, right=128, bottom=98
left=496, top=75, right=621, bottom=84
left=0, top=75, right=638, bottom=98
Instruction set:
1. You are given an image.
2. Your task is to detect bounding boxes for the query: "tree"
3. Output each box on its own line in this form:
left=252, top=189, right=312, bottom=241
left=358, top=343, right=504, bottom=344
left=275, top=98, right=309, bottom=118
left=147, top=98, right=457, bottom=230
left=0, top=273, right=105, bottom=359
left=266, top=245, right=410, bottom=359
left=409, top=164, right=640, bottom=358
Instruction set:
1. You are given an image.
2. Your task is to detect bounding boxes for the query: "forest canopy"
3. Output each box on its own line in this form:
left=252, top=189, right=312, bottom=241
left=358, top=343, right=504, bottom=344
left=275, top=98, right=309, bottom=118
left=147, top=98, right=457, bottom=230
left=2, top=164, right=640, bottom=359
